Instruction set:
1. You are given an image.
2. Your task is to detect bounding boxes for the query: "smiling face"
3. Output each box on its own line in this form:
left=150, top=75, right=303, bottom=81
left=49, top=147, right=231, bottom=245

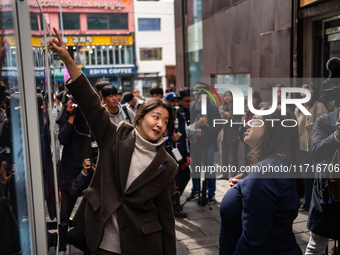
left=244, top=115, right=265, bottom=148
left=137, top=106, right=169, bottom=142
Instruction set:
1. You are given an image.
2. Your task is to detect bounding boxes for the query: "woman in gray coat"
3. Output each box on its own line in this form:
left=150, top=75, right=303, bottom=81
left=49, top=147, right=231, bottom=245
left=49, top=28, right=178, bottom=255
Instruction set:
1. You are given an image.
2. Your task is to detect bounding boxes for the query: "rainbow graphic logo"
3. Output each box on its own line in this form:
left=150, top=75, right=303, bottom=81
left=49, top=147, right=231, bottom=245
left=196, top=82, right=222, bottom=107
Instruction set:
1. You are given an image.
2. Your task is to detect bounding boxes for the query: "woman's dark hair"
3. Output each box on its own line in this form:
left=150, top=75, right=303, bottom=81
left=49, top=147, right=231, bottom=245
left=134, top=98, right=174, bottom=135
left=252, top=90, right=262, bottom=109
left=222, top=91, right=233, bottom=111
left=248, top=106, right=304, bottom=197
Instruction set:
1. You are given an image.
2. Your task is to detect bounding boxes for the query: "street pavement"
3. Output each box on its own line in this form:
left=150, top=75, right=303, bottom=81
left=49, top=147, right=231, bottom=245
left=48, top=179, right=337, bottom=255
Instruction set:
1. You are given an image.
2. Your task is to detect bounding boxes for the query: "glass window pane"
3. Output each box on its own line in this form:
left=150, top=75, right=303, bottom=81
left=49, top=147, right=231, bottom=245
left=138, top=18, right=160, bottom=31
left=61, top=13, right=80, bottom=30
left=97, top=46, right=102, bottom=65
left=121, top=46, right=126, bottom=64
left=30, top=13, right=39, bottom=31
left=140, top=48, right=162, bottom=60
left=126, top=46, right=132, bottom=64
left=102, top=46, right=108, bottom=65
left=108, top=13, right=128, bottom=30
left=1, top=9, right=34, bottom=254
left=87, top=13, right=108, bottom=30
left=115, top=47, right=120, bottom=64
left=109, top=46, right=114, bottom=64
left=90, top=47, right=95, bottom=65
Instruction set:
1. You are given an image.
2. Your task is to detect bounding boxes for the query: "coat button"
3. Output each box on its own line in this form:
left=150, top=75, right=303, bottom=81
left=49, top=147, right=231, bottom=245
left=117, top=196, right=122, bottom=202
left=121, top=225, right=126, bottom=231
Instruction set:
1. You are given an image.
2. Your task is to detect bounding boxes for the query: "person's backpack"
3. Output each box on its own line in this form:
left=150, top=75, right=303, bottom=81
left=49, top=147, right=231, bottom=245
left=122, top=105, right=132, bottom=124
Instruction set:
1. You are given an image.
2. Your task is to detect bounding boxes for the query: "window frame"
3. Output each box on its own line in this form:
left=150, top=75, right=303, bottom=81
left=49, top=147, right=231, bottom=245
left=140, top=47, right=162, bottom=61
left=87, top=13, right=128, bottom=30
left=138, top=18, right=161, bottom=31
left=60, top=13, right=80, bottom=30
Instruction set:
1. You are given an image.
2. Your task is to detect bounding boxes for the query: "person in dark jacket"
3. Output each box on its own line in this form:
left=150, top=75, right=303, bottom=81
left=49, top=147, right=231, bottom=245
left=164, top=92, right=190, bottom=217
left=305, top=108, right=340, bottom=254
left=66, top=158, right=95, bottom=255
left=58, top=98, right=92, bottom=254
left=219, top=106, right=303, bottom=255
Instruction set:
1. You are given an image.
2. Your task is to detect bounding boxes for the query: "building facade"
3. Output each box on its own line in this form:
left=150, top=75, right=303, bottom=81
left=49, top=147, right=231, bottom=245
left=1, top=0, right=136, bottom=92
left=175, top=0, right=340, bottom=107
left=175, top=0, right=295, bottom=102
left=133, top=0, right=176, bottom=97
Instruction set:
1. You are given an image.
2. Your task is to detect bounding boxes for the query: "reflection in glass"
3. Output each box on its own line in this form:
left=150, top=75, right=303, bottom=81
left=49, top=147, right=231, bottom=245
left=0, top=6, right=33, bottom=254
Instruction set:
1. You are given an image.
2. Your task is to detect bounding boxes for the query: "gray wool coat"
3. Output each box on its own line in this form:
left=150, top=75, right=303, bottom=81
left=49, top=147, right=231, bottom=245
left=67, top=74, right=178, bottom=254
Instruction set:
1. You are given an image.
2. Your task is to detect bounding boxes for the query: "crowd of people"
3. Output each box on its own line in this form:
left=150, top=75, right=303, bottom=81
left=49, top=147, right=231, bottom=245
left=1, top=26, right=340, bottom=255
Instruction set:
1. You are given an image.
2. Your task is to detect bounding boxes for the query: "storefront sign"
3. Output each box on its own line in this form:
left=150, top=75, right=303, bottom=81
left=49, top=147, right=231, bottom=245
left=1, top=68, right=45, bottom=79
left=37, top=35, right=133, bottom=46
left=85, top=66, right=136, bottom=77
left=1, top=68, right=18, bottom=79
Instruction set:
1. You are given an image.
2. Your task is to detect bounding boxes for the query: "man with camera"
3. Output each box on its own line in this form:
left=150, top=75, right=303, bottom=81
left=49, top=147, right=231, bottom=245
left=164, top=92, right=191, bottom=218
left=58, top=98, right=93, bottom=255
left=305, top=57, right=340, bottom=255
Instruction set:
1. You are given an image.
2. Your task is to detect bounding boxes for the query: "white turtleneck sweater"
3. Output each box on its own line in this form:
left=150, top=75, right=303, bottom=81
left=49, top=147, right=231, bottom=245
left=99, top=129, right=164, bottom=253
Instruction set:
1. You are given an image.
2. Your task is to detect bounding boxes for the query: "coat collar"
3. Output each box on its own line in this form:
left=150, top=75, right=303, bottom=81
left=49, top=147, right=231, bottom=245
left=124, top=145, right=168, bottom=195
left=118, top=130, right=136, bottom=194
left=118, top=130, right=168, bottom=194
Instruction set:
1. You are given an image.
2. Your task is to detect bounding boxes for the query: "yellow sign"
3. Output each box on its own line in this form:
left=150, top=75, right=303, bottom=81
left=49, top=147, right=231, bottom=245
left=4, top=35, right=134, bottom=47
left=300, top=0, right=321, bottom=7
left=64, top=35, right=133, bottom=46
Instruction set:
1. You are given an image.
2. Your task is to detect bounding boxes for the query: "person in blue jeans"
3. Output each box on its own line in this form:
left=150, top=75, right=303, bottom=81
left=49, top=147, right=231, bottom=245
left=186, top=87, right=222, bottom=203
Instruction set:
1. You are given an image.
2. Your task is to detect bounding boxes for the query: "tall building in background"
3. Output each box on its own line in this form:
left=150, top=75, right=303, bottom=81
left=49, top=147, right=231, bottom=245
left=133, top=0, right=176, bottom=97
left=11, top=0, right=136, bottom=92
